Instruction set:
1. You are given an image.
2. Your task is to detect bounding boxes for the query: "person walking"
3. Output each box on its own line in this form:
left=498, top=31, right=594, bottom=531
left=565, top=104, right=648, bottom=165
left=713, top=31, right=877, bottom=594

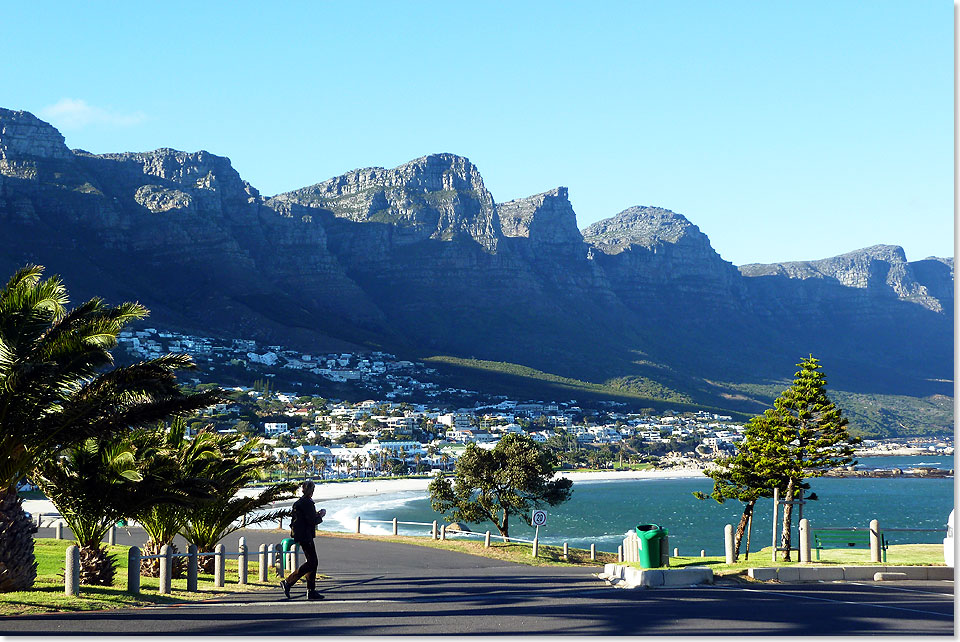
left=280, top=480, right=327, bottom=600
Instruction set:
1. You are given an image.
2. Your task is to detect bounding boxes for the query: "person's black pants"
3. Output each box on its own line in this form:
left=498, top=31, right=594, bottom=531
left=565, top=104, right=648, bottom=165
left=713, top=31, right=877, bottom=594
left=285, top=538, right=318, bottom=592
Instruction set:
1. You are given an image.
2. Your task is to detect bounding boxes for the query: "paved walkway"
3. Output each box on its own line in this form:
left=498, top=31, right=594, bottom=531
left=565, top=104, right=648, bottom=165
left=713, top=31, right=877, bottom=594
left=2, top=528, right=953, bottom=635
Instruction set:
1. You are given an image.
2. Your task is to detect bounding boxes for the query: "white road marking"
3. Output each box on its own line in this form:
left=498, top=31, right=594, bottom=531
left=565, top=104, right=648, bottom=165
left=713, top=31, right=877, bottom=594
left=717, top=586, right=953, bottom=618
left=842, top=581, right=954, bottom=597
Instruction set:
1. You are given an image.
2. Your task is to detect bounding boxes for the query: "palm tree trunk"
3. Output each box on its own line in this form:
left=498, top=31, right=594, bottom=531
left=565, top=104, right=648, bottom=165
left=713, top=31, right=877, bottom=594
left=79, top=544, right=116, bottom=586
left=0, top=485, right=38, bottom=592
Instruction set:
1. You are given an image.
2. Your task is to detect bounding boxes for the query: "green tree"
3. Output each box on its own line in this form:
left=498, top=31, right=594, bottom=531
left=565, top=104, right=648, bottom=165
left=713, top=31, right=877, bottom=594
left=130, top=420, right=222, bottom=577
left=748, top=356, right=859, bottom=561
left=0, top=265, right=219, bottom=592
left=34, top=434, right=201, bottom=584
left=694, top=412, right=787, bottom=561
left=428, top=434, right=572, bottom=539
left=181, top=434, right=296, bottom=572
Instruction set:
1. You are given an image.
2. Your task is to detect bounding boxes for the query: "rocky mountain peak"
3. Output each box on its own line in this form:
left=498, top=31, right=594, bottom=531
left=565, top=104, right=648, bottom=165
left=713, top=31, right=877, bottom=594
left=0, top=108, right=72, bottom=161
left=270, top=153, right=499, bottom=250
left=739, top=244, right=946, bottom=311
left=497, top=186, right=583, bottom=246
left=581, top=206, right=711, bottom=255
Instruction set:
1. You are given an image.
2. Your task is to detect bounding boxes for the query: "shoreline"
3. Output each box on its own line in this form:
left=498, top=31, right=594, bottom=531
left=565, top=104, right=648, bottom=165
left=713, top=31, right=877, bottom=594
left=265, top=467, right=710, bottom=505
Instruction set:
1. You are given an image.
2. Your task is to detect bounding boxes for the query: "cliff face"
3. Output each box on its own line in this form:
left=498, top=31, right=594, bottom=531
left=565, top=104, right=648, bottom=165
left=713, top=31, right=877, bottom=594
left=0, top=108, right=952, bottom=403
left=583, top=206, right=747, bottom=316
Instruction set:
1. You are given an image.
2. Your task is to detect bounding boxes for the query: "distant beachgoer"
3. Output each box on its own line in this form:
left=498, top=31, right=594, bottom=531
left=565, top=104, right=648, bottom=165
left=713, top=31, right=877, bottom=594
left=279, top=480, right=326, bottom=600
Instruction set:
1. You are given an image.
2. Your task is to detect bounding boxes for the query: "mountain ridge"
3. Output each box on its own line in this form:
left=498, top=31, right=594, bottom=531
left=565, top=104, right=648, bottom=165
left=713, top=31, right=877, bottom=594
left=0, top=108, right=951, bottom=431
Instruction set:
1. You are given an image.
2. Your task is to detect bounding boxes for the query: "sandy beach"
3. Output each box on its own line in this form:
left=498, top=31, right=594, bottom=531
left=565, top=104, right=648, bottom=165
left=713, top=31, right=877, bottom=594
left=22, top=467, right=708, bottom=520
left=259, top=467, right=708, bottom=505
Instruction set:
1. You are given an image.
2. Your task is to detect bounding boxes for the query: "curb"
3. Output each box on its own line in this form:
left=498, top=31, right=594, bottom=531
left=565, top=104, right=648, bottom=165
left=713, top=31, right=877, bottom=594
left=598, top=563, right=714, bottom=589
left=746, top=565, right=954, bottom=582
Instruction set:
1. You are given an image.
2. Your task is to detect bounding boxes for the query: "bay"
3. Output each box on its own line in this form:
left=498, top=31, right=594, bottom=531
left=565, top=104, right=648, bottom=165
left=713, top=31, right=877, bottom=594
left=319, top=457, right=955, bottom=556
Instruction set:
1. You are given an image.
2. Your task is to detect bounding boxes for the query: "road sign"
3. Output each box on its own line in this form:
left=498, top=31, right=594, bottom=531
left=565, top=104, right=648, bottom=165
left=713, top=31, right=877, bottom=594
left=531, top=510, right=547, bottom=526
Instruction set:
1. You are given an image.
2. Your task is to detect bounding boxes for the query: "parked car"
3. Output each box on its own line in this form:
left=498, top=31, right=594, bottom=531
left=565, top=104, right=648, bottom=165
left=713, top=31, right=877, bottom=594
left=944, top=510, right=954, bottom=567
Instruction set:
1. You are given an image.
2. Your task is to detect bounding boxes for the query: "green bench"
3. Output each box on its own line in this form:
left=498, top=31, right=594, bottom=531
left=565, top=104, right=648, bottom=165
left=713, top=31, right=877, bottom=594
left=812, top=529, right=887, bottom=562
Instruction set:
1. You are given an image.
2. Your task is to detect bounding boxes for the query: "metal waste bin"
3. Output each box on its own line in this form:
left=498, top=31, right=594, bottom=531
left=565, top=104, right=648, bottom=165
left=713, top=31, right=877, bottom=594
left=636, top=524, right=667, bottom=568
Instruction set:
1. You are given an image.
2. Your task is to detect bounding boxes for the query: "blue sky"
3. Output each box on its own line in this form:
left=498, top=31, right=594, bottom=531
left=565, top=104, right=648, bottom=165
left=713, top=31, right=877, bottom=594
left=1, top=2, right=952, bottom=265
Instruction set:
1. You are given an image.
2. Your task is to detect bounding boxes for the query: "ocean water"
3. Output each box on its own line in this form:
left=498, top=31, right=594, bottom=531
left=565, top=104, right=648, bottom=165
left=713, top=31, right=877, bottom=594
left=317, top=456, right=955, bottom=556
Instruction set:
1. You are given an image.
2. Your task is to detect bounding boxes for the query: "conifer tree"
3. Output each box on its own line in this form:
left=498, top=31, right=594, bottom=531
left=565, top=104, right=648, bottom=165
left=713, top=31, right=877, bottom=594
left=761, top=356, right=859, bottom=560
left=695, top=412, right=785, bottom=561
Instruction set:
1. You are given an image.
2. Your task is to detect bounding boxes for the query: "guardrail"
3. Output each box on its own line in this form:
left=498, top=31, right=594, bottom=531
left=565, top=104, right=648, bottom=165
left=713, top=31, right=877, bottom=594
left=713, top=518, right=948, bottom=565
left=56, top=514, right=600, bottom=597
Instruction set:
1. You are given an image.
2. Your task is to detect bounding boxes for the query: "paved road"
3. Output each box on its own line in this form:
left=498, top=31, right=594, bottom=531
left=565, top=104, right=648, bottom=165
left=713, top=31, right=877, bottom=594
left=4, top=528, right=954, bottom=635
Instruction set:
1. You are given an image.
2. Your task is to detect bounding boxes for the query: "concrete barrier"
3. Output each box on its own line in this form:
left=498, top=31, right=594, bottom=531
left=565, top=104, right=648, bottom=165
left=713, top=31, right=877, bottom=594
left=187, top=544, right=198, bottom=592
left=874, top=572, right=908, bottom=581
left=599, top=564, right=712, bottom=589
left=841, top=566, right=885, bottom=581
left=747, top=568, right=777, bottom=581
left=214, top=544, right=225, bottom=587
left=158, top=544, right=172, bottom=594
left=259, top=544, right=268, bottom=582
left=65, top=545, right=79, bottom=596
left=742, top=565, right=955, bottom=582
left=127, top=546, right=141, bottom=594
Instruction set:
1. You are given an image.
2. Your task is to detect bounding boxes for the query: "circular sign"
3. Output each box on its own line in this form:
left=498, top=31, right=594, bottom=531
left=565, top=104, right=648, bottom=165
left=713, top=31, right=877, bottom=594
left=531, top=510, right=547, bottom=526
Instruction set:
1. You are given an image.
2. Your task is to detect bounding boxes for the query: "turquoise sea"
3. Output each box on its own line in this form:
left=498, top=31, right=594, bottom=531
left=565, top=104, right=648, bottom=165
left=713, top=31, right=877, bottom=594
left=319, top=455, right=955, bottom=555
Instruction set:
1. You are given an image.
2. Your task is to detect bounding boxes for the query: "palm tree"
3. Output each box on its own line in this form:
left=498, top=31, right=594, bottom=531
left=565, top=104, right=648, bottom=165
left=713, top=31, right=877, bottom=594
left=131, top=421, right=222, bottom=577
left=0, top=265, right=220, bottom=592
left=34, top=435, right=196, bottom=585
left=181, top=434, right=296, bottom=572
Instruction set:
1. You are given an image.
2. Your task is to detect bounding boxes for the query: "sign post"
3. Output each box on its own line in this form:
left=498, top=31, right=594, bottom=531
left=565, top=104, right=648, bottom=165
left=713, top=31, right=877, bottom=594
left=532, top=509, right=547, bottom=543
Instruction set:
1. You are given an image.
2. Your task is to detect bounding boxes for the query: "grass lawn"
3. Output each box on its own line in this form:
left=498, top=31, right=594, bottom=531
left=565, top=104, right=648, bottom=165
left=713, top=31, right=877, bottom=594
left=0, top=539, right=279, bottom=617
left=631, top=544, right=947, bottom=578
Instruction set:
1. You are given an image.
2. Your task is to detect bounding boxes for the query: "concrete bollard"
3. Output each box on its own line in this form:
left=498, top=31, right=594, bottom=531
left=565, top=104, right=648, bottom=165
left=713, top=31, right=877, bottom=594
left=440, top=525, right=446, bottom=541
left=590, top=543, right=596, bottom=561
left=55, top=521, right=62, bottom=540
left=259, top=544, right=268, bottom=582
left=267, top=542, right=275, bottom=569
left=869, top=519, right=881, bottom=563
left=214, top=544, right=225, bottom=588
left=187, top=544, right=198, bottom=592
left=393, top=517, right=398, bottom=536
left=159, top=544, right=172, bottom=594
left=618, top=545, right=623, bottom=563
left=673, top=547, right=679, bottom=557
left=238, top=544, right=248, bottom=585
left=108, top=525, right=116, bottom=546
left=127, top=546, right=141, bottom=594
left=563, top=542, right=568, bottom=561
left=724, top=524, right=734, bottom=564
left=532, top=537, right=539, bottom=558
left=356, top=516, right=361, bottom=534
left=65, top=545, right=80, bottom=596
left=432, top=521, right=438, bottom=539
left=799, top=519, right=811, bottom=563
left=485, top=531, right=491, bottom=548
left=701, top=550, right=706, bottom=558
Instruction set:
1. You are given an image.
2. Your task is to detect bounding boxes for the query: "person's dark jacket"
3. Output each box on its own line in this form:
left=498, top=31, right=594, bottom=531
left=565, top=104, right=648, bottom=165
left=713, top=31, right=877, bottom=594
left=290, top=495, right=323, bottom=542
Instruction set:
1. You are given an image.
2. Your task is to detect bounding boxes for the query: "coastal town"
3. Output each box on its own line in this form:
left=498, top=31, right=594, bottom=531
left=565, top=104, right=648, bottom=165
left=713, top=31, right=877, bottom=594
left=116, top=327, right=954, bottom=479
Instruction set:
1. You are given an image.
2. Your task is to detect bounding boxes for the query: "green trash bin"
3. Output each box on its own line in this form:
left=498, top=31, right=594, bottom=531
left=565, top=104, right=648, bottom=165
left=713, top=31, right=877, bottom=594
left=278, top=538, right=298, bottom=573
left=636, top=524, right=667, bottom=568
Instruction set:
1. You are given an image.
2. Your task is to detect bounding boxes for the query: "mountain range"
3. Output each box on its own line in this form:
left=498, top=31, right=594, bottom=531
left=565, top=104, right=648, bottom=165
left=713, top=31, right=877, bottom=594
left=0, top=108, right=952, bottom=433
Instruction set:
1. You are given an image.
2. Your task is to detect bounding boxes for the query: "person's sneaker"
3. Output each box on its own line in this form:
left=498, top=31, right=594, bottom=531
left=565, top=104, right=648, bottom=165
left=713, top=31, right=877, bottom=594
left=307, top=591, right=324, bottom=600
left=279, top=580, right=291, bottom=598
